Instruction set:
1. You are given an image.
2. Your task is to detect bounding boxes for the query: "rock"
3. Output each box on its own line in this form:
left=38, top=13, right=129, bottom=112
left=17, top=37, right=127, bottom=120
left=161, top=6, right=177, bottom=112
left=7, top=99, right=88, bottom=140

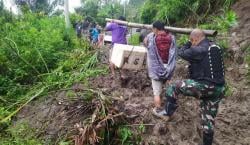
left=239, top=40, right=249, bottom=49
left=153, top=123, right=168, bottom=136
left=178, top=141, right=190, bottom=145
left=231, top=32, right=237, bottom=37
left=72, top=83, right=85, bottom=91
left=239, top=68, right=248, bottom=75
left=226, top=67, right=234, bottom=72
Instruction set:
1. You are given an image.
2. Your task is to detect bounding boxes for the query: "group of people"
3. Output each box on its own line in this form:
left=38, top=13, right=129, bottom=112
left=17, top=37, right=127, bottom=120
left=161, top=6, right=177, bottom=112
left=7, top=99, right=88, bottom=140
left=74, top=18, right=102, bottom=45
left=105, top=16, right=225, bottom=145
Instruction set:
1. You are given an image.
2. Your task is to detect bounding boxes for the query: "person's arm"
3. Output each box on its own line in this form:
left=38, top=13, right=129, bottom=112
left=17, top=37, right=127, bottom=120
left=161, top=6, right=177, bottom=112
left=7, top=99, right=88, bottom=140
left=178, top=41, right=204, bottom=62
left=143, top=36, right=148, bottom=47
left=143, top=32, right=154, bottom=47
left=104, top=23, right=114, bottom=31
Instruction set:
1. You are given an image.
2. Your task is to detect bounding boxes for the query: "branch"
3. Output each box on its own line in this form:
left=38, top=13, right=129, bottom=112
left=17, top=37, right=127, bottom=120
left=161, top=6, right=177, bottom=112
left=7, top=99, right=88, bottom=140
left=0, top=87, right=46, bottom=123
left=105, top=18, right=218, bottom=36
left=4, top=37, right=41, bottom=75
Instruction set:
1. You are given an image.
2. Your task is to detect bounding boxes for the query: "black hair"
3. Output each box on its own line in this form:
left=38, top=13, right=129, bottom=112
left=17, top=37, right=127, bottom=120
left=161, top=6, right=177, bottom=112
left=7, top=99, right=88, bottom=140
left=85, top=16, right=91, bottom=22
left=152, top=20, right=165, bottom=30
left=118, top=16, right=126, bottom=21
left=91, top=22, right=96, bottom=28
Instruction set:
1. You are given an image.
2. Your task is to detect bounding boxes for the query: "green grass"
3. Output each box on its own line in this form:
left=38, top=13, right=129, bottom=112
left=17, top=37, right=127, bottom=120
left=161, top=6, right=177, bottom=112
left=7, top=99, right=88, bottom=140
left=0, top=122, right=43, bottom=145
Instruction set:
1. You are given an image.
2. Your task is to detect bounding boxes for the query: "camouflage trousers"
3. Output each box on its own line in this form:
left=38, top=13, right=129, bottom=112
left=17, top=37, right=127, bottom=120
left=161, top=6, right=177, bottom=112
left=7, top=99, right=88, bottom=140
left=165, top=79, right=225, bottom=134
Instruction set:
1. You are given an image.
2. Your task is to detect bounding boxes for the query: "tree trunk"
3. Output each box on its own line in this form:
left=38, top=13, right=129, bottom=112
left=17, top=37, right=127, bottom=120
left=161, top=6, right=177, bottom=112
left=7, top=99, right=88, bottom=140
left=64, top=0, right=70, bottom=29
left=105, top=18, right=217, bottom=36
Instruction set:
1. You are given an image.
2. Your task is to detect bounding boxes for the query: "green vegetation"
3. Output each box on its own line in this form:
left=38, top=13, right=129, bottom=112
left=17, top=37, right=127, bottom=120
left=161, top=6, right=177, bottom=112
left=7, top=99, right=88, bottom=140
left=117, top=124, right=145, bottom=145
left=1, top=122, right=43, bottom=145
left=74, top=0, right=145, bottom=26
left=15, top=0, right=62, bottom=15
left=140, top=0, right=238, bottom=51
left=0, top=11, right=100, bottom=112
left=200, top=10, right=237, bottom=32
left=118, top=127, right=133, bottom=145
left=176, top=10, right=237, bottom=47
left=75, top=0, right=124, bottom=26
left=128, top=33, right=140, bottom=46
left=140, top=0, right=236, bottom=25
left=0, top=4, right=107, bottom=144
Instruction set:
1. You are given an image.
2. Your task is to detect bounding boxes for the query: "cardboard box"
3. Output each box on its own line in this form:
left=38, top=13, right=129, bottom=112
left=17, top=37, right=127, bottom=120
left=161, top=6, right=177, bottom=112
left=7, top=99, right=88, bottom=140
left=103, top=35, right=112, bottom=44
left=111, top=43, right=147, bottom=70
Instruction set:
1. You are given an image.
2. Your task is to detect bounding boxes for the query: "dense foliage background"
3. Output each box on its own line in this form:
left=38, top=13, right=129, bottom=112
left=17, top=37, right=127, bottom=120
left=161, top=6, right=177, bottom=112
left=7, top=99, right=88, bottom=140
left=140, top=0, right=236, bottom=25
left=0, top=0, right=105, bottom=130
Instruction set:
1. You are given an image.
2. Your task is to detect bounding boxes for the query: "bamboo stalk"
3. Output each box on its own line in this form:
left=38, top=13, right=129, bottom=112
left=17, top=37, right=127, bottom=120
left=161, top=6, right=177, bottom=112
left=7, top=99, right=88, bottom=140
left=4, top=37, right=41, bottom=75
left=105, top=18, right=217, bottom=37
left=0, top=87, right=45, bottom=123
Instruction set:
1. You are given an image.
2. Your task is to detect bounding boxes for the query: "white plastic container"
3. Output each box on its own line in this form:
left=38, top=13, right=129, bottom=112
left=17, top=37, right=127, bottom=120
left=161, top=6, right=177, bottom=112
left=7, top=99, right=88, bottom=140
left=111, top=43, right=147, bottom=70
left=103, top=35, right=112, bottom=43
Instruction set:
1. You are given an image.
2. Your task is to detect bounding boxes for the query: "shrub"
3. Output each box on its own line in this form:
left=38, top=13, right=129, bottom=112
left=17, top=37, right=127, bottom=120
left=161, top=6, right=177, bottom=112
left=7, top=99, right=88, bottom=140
left=128, top=33, right=140, bottom=46
left=140, top=0, right=236, bottom=25
left=0, top=13, right=81, bottom=96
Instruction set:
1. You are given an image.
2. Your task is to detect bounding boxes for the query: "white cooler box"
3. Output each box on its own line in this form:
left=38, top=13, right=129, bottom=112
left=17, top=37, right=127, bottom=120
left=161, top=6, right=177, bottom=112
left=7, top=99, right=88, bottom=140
left=111, top=43, right=147, bottom=70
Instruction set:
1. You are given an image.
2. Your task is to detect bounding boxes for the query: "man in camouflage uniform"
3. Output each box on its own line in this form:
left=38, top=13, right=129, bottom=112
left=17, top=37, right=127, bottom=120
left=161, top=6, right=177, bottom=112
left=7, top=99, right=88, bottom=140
left=153, top=29, right=225, bottom=145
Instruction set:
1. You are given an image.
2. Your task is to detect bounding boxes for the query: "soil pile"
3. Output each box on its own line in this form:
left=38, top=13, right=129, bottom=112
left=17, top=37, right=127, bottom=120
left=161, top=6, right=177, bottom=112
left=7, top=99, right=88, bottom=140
left=15, top=59, right=250, bottom=145
left=89, top=64, right=203, bottom=145
left=88, top=59, right=250, bottom=145
left=231, top=0, right=250, bottom=48
left=229, top=0, right=250, bottom=64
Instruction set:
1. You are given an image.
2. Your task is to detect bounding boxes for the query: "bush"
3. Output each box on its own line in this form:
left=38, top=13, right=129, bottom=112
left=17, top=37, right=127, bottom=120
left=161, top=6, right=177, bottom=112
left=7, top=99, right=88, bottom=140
left=0, top=12, right=107, bottom=144
left=200, top=10, right=237, bottom=51
left=200, top=10, right=237, bottom=32
left=0, top=121, right=43, bottom=145
left=128, top=33, right=140, bottom=46
left=0, top=13, right=81, bottom=96
left=0, top=12, right=106, bottom=120
left=140, top=0, right=236, bottom=25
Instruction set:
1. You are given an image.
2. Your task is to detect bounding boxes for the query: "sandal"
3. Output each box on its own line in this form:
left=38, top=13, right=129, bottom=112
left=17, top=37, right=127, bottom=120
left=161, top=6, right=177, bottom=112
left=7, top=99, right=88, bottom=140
left=152, top=107, right=171, bottom=121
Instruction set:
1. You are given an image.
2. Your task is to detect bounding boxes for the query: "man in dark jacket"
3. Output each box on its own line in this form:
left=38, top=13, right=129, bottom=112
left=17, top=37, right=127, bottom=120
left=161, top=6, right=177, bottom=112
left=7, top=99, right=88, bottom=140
left=153, top=29, right=225, bottom=145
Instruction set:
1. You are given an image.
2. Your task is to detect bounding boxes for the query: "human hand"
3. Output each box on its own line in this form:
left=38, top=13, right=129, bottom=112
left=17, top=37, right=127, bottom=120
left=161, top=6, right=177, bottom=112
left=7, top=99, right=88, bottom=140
left=143, top=37, right=148, bottom=46
left=165, top=80, right=171, bottom=85
left=183, top=40, right=192, bottom=49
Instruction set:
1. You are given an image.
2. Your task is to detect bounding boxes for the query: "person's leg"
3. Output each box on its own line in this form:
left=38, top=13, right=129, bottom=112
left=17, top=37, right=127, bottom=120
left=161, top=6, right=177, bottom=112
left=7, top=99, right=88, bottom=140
left=151, top=79, right=163, bottom=108
left=109, top=47, right=115, bottom=77
left=164, top=79, right=203, bottom=116
left=163, top=79, right=224, bottom=144
left=110, top=63, right=115, bottom=76
left=200, top=97, right=221, bottom=145
left=200, top=85, right=224, bottom=145
left=120, top=69, right=127, bottom=79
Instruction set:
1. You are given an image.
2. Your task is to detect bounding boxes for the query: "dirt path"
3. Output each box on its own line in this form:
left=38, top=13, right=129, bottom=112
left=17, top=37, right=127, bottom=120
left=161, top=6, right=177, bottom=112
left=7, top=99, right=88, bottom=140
left=229, top=0, right=250, bottom=64
left=15, top=57, right=250, bottom=145
left=231, top=0, right=250, bottom=48
left=88, top=57, right=250, bottom=145
left=87, top=2, right=250, bottom=142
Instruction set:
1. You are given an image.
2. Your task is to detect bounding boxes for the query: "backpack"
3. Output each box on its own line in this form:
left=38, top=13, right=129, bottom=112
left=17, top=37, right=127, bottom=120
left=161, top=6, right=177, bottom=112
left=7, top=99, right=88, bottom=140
left=207, top=43, right=225, bottom=80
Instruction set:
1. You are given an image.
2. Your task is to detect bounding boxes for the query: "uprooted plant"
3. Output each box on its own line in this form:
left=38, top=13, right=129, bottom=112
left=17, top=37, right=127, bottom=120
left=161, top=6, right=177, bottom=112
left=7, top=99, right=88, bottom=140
left=69, top=86, right=152, bottom=145
left=72, top=88, right=126, bottom=145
